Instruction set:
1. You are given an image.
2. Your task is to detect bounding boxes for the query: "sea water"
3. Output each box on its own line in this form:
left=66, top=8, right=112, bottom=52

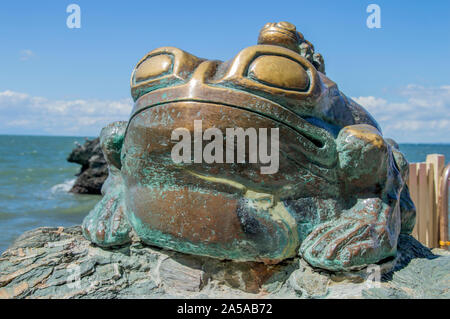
left=0, top=135, right=100, bottom=253
left=0, top=135, right=449, bottom=253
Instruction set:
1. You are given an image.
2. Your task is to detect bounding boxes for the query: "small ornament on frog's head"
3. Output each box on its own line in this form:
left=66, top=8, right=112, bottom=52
left=258, top=21, right=325, bottom=74
left=258, top=21, right=303, bottom=53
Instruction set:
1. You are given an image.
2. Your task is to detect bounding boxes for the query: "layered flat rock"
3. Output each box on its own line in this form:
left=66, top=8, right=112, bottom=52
left=0, top=226, right=448, bottom=299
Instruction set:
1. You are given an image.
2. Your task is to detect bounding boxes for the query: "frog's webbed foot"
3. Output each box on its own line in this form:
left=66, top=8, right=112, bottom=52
left=82, top=121, right=132, bottom=247
left=299, top=198, right=398, bottom=271
left=299, top=125, right=402, bottom=271
left=82, top=182, right=131, bottom=246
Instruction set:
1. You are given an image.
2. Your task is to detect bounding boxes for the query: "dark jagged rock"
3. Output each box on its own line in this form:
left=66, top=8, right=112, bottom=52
left=67, top=138, right=108, bottom=195
left=0, top=227, right=448, bottom=299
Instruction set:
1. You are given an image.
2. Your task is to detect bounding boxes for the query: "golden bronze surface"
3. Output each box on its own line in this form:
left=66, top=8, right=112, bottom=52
left=82, top=21, right=416, bottom=272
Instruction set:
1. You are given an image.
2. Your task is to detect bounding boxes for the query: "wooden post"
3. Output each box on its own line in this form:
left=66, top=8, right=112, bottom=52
left=417, top=163, right=429, bottom=246
left=439, top=164, right=450, bottom=250
left=408, top=154, right=446, bottom=248
left=426, top=154, right=445, bottom=247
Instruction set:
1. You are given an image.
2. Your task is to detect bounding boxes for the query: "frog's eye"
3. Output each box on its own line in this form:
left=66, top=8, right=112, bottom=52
left=247, top=55, right=309, bottom=91
left=134, top=54, right=173, bottom=83
left=131, top=47, right=205, bottom=102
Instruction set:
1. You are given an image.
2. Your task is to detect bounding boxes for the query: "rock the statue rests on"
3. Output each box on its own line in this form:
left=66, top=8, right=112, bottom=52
left=0, top=226, right=449, bottom=298
left=82, top=21, right=417, bottom=272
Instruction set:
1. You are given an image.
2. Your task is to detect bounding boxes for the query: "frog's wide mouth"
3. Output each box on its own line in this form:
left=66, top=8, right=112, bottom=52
left=128, top=87, right=338, bottom=168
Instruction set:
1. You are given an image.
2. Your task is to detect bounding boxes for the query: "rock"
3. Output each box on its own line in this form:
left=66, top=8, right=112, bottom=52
left=288, top=260, right=330, bottom=298
left=0, top=227, right=448, bottom=299
left=159, top=258, right=205, bottom=293
left=67, top=138, right=108, bottom=194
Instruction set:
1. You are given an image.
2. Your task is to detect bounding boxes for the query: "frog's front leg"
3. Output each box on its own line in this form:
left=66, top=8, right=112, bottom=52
left=300, top=125, right=403, bottom=271
left=82, top=121, right=132, bottom=247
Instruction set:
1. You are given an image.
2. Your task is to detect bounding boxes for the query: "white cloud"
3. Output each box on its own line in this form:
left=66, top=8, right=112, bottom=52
left=19, top=49, right=35, bottom=61
left=0, top=90, right=132, bottom=136
left=353, top=85, right=450, bottom=143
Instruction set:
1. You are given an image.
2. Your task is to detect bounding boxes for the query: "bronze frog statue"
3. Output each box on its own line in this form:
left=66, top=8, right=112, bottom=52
left=82, top=21, right=416, bottom=271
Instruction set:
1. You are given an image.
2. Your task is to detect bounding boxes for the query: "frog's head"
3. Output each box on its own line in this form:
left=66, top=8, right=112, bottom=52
left=124, top=21, right=384, bottom=194
left=90, top=22, right=414, bottom=267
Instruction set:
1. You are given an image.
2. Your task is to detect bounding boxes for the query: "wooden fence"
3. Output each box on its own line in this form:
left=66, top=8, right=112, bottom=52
left=408, top=154, right=449, bottom=249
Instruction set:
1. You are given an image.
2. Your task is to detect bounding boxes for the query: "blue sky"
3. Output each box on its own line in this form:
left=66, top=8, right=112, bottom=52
left=0, top=0, right=449, bottom=142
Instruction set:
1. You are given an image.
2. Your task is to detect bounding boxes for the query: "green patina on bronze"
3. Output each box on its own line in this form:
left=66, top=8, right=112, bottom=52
left=82, top=21, right=416, bottom=272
